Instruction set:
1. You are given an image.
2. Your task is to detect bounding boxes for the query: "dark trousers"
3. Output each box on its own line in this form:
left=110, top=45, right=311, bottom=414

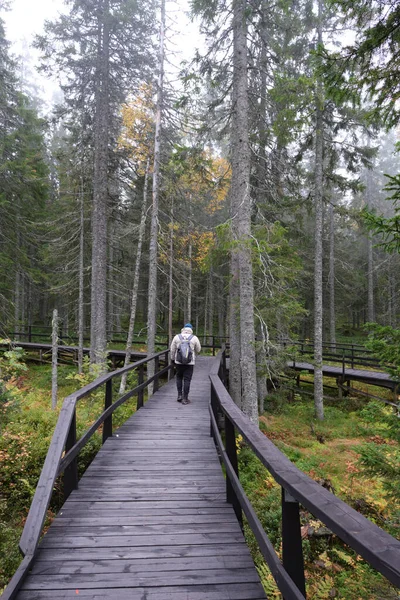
left=175, top=364, right=194, bottom=399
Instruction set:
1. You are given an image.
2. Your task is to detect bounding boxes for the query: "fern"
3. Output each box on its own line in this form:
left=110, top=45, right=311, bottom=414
left=313, top=575, right=335, bottom=599
left=256, top=561, right=281, bottom=598
left=330, top=547, right=356, bottom=567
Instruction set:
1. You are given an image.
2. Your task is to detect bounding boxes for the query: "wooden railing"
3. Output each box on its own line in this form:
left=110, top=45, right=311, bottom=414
left=209, top=349, right=400, bottom=599
left=6, top=328, right=229, bottom=356
left=282, top=339, right=382, bottom=370
left=1, top=350, right=171, bottom=600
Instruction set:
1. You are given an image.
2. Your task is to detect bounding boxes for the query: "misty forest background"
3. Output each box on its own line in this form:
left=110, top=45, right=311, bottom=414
left=1, top=0, right=400, bottom=422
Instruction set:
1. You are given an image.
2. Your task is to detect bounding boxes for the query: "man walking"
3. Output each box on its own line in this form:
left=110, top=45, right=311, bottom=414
left=170, top=323, right=201, bottom=404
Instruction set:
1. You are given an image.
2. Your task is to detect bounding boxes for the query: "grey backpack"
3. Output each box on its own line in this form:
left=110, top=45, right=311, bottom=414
left=176, top=334, right=193, bottom=364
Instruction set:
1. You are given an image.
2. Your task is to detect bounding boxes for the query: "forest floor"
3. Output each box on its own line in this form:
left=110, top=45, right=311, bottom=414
left=0, top=363, right=399, bottom=599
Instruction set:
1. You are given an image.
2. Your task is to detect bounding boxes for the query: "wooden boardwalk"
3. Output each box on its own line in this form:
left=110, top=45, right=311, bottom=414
left=16, top=357, right=266, bottom=600
left=289, top=360, right=398, bottom=392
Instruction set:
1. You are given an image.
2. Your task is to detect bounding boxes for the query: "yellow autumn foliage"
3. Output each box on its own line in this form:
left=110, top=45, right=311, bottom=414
left=119, top=83, right=155, bottom=174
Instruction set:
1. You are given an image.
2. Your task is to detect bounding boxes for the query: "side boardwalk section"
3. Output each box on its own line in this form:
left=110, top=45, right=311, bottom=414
left=16, top=357, right=266, bottom=600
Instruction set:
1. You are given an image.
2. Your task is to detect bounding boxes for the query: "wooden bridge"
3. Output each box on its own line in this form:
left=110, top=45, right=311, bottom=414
left=288, top=360, right=399, bottom=401
left=2, top=350, right=400, bottom=599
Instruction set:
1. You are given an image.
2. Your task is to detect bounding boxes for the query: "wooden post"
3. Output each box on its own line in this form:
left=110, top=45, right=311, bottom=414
left=338, top=377, right=343, bottom=399
left=154, top=355, right=160, bottom=392
left=281, top=487, right=306, bottom=598
left=102, top=380, right=113, bottom=443
left=137, top=364, right=144, bottom=409
left=64, top=409, right=78, bottom=501
left=28, top=324, right=32, bottom=343
left=222, top=351, right=227, bottom=387
left=225, top=415, right=242, bottom=527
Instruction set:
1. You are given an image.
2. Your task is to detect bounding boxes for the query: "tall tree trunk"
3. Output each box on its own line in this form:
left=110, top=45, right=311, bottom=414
left=187, top=237, right=192, bottom=322
left=21, top=274, right=26, bottom=334
left=78, top=189, right=85, bottom=374
left=367, top=236, right=375, bottom=322
left=14, top=220, right=21, bottom=339
left=313, top=0, right=324, bottom=421
left=366, top=169, right=375, bottom=323
left=90, top=0, right=110, bottom=367
left=229, top=257, right=242, bottom=407
left=146, top=0, right=165, bottom=391
left=52, top=309, right=58, bottom=410
left=203, top=279, right=208, bottom=345
left=208, top=270, right=214, bottom=340
left=119, top=160, right=150, bottom=394
left=107, top=220, right=115, bottom=338
left=217, top=277, right=225, bottom=343
left=256, top=318, right=268, bottom=413
left=168, top=199, right=174, bottom=345
left=232, top=0, right=258, bottom=424
left=256, top=0, right=268, bottom=207
left=387, top=258, right=393, bottom=327
left=168, top=200, right=174, bottom=345
left=14, top=270, right=20, bottom=339
left=329, top=202, right=336, bottom=350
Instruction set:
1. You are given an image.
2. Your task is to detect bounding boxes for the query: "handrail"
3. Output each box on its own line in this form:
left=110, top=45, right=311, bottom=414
left=210, top=350, right=400, bottom=598
left=2, top=349, right=171, bottom=600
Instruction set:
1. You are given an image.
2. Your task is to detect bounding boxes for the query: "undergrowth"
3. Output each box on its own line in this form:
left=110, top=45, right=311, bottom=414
left=239, top=389, right=400, bottom=599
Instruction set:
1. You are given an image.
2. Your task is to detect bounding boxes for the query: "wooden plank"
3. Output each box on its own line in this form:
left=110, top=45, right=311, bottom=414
left=43, top=523, right=241, bottom=537
left=17, top=582, right=266, bottom=599
left=78, top=479, right=225, bottom=489
left=52, top=511, right=237, bottom=529
left=59, top=502, right=231, bottom=513
left=31, top=554, right=256, bottom=575
left=35, top=542, right=251, bottom=562
left=39, top=533, right=244, bottom=548
left=22, top=568, right=261, bottom=589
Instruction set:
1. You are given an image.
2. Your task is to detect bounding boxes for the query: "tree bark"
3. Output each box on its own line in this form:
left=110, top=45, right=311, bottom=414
left=313, top=0, right=324, bottom=421
left=52, top=308, right=58, bottom=410
left=90, top=0, right=110, bottom=368
left=107, top=219, right=115, bottom=337
left=208, top=270, right=214, bottom=340
left=187, top=237, right=192, bottom=323
left=168, top=200, right=174, bottom=345
left=256, top=319, right=268, bottom=413
left=328, top=202, right=336, bottom=350
left=367, top=235, right=375, bottom=322
left=229, top=255, right=242, bottom=407
left=231, top=0, right=258, bottom=424
left=119, top=159, right=150, bottom=394
left=146, top=0, right=165, bottom=391
left=365, top=169, right=375, bottom=323
left=78, top=187, right=85, bottom=374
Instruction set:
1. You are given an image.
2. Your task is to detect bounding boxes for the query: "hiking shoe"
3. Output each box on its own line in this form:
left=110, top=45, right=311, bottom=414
left=177, top=395, right=182, bottom=402
left=182, top=398, right=191, bottom=405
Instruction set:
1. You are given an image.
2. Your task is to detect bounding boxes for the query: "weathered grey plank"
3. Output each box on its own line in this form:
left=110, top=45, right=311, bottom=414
left=17, top=582, right=266, bottom=599
left=53, top=514, right=237, bottom=526
left=30, top=555, right=255, bottom=575
left=43, top=522, right=240, bottom=537
left=39, top=533, right=245, bottom=548
left=22, top=569, right=261, bottom=589
left=34, top=542, right=251, bottom=562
